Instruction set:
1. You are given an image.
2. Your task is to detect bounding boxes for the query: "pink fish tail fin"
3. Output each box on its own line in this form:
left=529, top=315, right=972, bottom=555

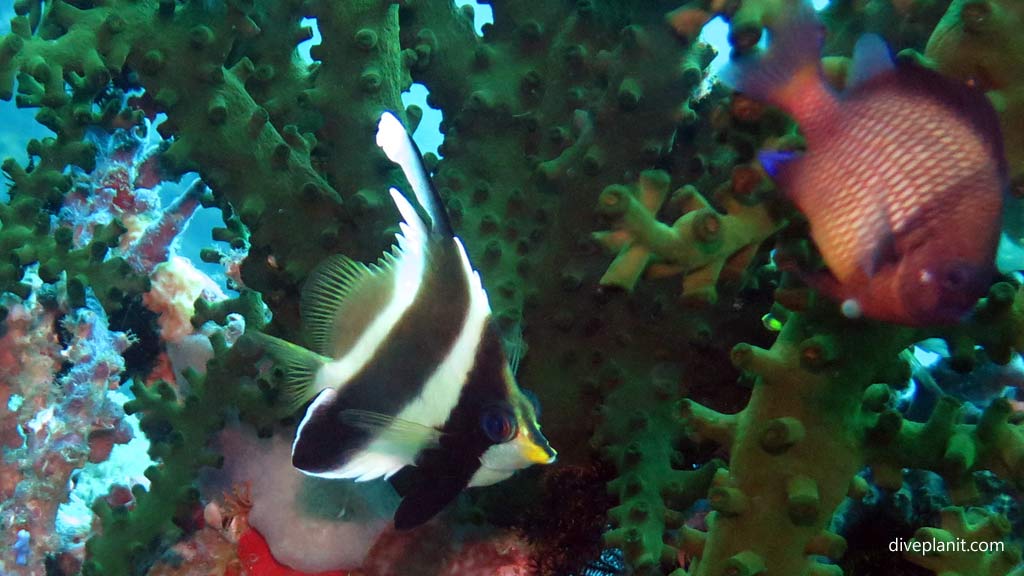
left=719, top=5, right=827, bottom=114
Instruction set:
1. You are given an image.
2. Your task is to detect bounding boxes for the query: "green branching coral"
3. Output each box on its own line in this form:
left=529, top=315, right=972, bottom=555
left=5, top=0, right=1024, bottom=575
left=909, top=0, right=1024, bottom=187
left=676, top=283, right=1024, bottom=576
left=596, top=359, right=724, bottom=573
left=905, top=507, right=1024, bottom=576
left=85, top=318, right=276, bottom=574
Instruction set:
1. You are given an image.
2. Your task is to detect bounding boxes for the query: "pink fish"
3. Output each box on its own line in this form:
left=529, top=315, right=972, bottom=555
left=722, top=6, right=1008, bottom=325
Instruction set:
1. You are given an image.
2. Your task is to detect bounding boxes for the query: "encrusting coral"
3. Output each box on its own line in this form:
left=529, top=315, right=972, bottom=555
left=2, top=0, right=1024, bottom=575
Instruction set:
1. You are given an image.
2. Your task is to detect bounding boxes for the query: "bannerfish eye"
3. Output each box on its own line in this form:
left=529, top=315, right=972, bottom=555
left=522, top=389, right=541, bottom=419
left=481, top=406, right=517, bottom=443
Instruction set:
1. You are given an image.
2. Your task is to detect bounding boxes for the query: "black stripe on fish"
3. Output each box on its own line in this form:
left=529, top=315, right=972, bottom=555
left=292, top=237, right=472, bottom=475
left=391, top=322, right=510, bottom=529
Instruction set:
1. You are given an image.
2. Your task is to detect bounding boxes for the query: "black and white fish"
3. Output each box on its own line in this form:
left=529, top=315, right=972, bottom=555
left=252, top=111, right=556, bottom=530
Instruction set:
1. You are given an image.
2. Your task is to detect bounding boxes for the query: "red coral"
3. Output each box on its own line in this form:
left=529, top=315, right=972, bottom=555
left=237, top=528, right=351, bottom=576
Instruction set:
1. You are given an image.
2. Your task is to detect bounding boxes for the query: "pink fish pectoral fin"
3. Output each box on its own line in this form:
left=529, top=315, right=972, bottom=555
left=859, top=223, right=899, bottom=278
left=851, top=187, right=897, bottom=279
left=817, top=203, right=893, bottom=282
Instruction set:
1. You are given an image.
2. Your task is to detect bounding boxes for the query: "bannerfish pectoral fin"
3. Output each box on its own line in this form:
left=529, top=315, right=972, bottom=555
left=502, top=323, right=527, bottom=376
left=339, top=409, right=443, bottom=452
left=849, top=34, right=895, bottom=89
left=247, top=332, right=333, bottom=414
left=292, top=392, right=421, bottom=481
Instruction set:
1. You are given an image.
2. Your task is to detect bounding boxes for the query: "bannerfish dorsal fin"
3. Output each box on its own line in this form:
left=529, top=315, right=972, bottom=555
left=301, top=189, right=431, bottom=359
left=301, top=255, right=396, bottom=359
left=848, top=34, right=894, bottom=89
left=376, top=111, right=455, bottom=238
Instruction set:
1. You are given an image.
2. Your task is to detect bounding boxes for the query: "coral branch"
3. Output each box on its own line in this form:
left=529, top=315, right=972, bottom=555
left=595, top=168, right=783, bottom=303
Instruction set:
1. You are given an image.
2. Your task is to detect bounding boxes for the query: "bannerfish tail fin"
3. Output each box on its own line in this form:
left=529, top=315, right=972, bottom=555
left=376, top=111, right=454, bottom=238
left=247, top=331, right=332, bottom=415
left=389, top=467, right=469, bottom=530
left=719, top=4, right=829, bottom=116
left=849, top=33, right=895, bottom=89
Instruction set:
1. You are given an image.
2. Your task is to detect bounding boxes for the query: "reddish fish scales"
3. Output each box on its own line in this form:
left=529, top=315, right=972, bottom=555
left=722, top=7, right=1008, bottom=325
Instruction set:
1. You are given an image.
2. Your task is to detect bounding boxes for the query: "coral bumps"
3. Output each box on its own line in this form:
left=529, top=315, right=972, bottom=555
left=677, top=283, right=1024, bottom=575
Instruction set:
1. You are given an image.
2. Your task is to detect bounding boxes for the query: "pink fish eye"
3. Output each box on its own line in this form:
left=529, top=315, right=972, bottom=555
left=917, top=266, right=969, bottom=290
left=941, top=265, right=970, bottom=289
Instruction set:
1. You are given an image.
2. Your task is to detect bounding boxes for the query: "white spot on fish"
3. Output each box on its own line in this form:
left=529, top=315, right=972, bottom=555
left=841, top=299, right=862, bottom=319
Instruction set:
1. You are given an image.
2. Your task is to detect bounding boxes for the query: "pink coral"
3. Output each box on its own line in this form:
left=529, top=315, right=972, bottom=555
left=0, top=276, right=135, bottom=573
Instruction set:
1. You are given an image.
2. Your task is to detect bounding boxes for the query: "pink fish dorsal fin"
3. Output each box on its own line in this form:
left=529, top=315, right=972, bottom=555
left=848, top=34, right=895, bottom=89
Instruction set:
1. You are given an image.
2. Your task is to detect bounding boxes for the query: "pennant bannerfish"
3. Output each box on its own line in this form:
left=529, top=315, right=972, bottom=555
left=252, top=112, right=556, bottom=530
left=721, top=5, right=1008, bottom=326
